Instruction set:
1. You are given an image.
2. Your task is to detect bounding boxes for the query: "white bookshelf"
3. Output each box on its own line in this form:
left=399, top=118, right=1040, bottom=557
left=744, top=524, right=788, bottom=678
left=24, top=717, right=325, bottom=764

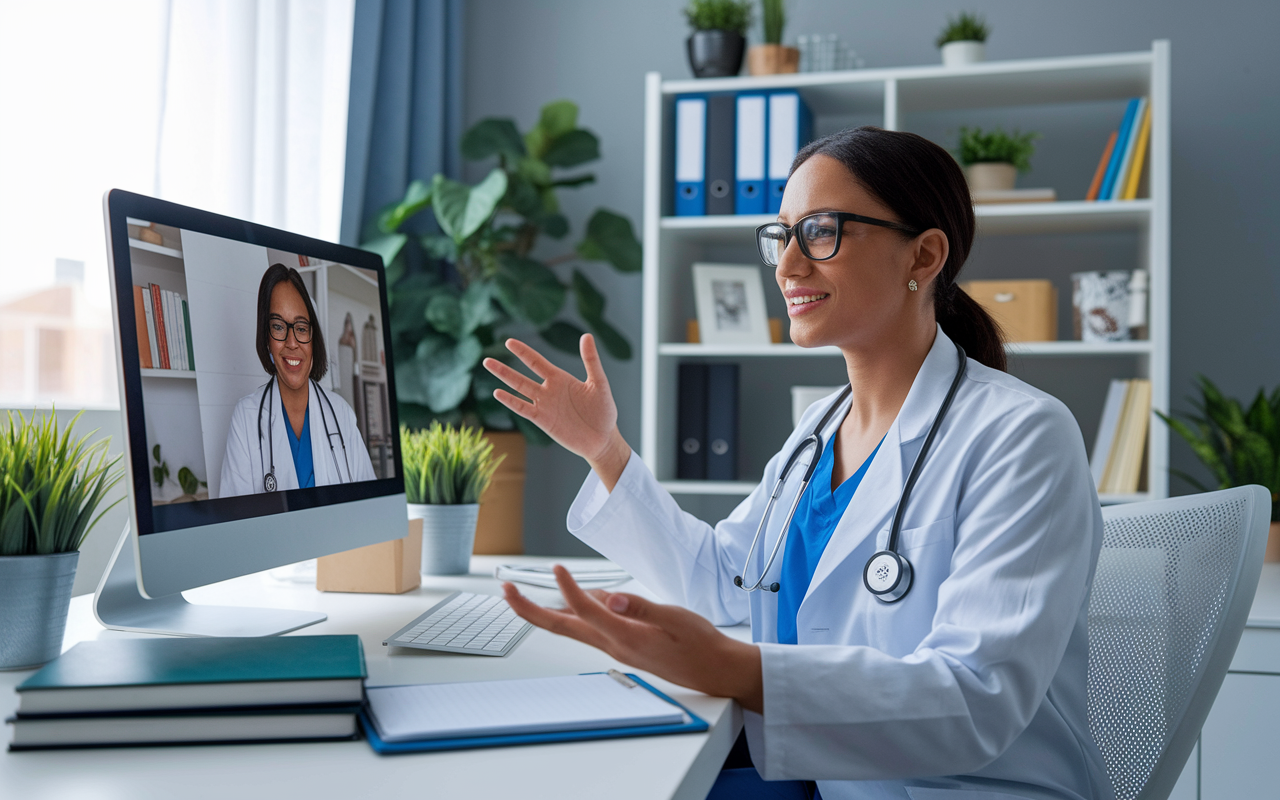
left=640, top=41, right=1170, bottom=507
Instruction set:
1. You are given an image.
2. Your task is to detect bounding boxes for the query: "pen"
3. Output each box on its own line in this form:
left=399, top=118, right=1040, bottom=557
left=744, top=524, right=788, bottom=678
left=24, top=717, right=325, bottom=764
left=608, top=669, right=637, bottom=688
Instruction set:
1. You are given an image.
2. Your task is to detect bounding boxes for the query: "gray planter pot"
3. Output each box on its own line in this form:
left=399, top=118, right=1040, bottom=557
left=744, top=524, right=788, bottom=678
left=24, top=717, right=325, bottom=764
left=408, top=504, right=479, bottom=575
left=687, top=30, right=745, bottom=78
left=0, top=551, right=79, bottom=670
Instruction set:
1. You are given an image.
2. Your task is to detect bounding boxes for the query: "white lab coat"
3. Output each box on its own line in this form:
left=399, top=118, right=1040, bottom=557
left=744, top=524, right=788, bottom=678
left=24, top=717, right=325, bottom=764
left=219, top=379, right=377, bottom=497
left=566, top=326, right=1114, bottom=800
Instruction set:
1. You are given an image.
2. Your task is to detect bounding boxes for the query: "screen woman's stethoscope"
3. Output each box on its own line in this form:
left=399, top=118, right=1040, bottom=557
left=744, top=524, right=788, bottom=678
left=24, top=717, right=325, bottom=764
left=255, top=376, right=352, bottom=492
left=734, top=341, right=967, bottom=603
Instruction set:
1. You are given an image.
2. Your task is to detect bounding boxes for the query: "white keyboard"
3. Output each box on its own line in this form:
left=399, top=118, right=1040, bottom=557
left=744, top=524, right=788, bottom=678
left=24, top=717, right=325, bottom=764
left=382, top=592, right=534, bottom=657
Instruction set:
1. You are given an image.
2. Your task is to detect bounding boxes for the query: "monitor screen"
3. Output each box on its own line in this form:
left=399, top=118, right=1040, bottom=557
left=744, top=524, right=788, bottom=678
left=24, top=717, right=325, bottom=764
left=106, top=191, right=403, bottom=538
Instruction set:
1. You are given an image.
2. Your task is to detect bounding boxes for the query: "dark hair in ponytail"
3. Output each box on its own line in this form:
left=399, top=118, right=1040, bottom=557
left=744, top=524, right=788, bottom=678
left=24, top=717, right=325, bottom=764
left=791, top=126, right=1006, bottom=371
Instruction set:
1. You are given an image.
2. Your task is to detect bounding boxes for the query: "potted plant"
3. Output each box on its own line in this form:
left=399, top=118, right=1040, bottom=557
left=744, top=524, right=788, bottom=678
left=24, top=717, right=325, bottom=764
left=956, top=126, right=1039, bottom=193
left=936, top=11, right=989, bottom=67
left=684, top=0, right=752, bottom=78
left=401, top=423, right=503, bottom=575
left=0, top=410, right=123, bottom=669
left=748, top=0, right=798, bottom=75
left=363, top=99, right=640, bottom=553
left=1157, top=378, right=1280, bottom=561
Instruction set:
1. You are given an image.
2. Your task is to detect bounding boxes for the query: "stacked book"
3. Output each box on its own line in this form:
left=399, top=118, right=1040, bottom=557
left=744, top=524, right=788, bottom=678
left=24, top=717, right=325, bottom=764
left=133, top=283, right=195, bottom=371
left=7, top=635, right=365, bottom=750
left=1090, top=379, right=1153, bottom=495
left=1086, top=96, right=1152, bottom=202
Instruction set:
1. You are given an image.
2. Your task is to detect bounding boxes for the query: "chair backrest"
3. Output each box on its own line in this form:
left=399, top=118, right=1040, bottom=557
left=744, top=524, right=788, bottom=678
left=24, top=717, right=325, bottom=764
left=1086, top=485, right=1270, bottom=800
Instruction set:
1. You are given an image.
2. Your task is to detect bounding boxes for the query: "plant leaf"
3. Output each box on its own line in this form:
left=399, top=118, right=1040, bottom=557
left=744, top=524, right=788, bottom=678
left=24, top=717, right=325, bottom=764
left=542, top=129, right=600, bottom=168
left=531, top=212, right=570, bottom=239
left=540, top=320, right=587, bottom=354
left=425, top=293, right=463, bottom=338
left=362, top=233, right=408, bottom=270
left=397, top=335, right=484, bottom=413
left=431, top=169, right=508, bottom=244
left=461, top=118, right=526, bottom=162
left=538, top=100, right=578, bottom=141
left=550, top=173, right=596, bottom=189
left=572, top=270, right=632, bottom=359
left=459, top=282, right=496, bottom=338
left=576, top=209, right=642, bottom=272
left=494, top=254, right=566, bottom=326
left=378, top=179, right=432, bottom=232
left=517, top=156, right=552, bottom=187
left=503, top=174, right=543, bottom=217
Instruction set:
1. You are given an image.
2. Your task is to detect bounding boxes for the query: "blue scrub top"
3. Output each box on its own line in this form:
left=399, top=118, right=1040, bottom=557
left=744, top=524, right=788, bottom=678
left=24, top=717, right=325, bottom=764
left=776, top=435, right=882, bottom=645
left=284, top=398, right=315, bottom=489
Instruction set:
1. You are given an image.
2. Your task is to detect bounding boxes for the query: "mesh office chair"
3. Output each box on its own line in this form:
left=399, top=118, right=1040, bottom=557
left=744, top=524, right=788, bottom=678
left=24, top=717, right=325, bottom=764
left=1087, top=485, right=1271, bottom=800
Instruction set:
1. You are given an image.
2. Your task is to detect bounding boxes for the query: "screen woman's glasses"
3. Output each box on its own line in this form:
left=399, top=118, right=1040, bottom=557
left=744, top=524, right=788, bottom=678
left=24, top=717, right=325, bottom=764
left=267, top=316, right=313, bottom=343
left=755, top=212, right=922, bottom=267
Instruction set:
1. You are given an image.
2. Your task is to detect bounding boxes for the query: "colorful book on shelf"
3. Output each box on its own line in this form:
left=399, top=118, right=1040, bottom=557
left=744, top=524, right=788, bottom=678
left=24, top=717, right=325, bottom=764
left=1109, top=97, right=1148, bottom=200
left=1099, top=98, right=1140, bottom=201
left=1085, top=131, right=1118, bottom=202
left=1098, top=379, right=1151, bottom=495
left=141, top=284, right=160, bottom=367
left=1090, top=379, right=1129, bottom=487
left=182, top=299, right=195, bottom=370
left=132, top=285, right=153, bottom=369
left=1121, top=102, right=1152, bottom=201
left=148, top=283, right=169, bottom=369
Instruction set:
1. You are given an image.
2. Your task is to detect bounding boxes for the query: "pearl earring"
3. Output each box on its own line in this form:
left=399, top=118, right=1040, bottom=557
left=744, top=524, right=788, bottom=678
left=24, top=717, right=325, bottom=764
left=908, top=280, right=918, bottom=292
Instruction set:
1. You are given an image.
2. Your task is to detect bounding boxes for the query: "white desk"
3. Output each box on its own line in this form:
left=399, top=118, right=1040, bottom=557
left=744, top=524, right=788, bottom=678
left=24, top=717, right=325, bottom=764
left=0, top=556, right=748, bottom=800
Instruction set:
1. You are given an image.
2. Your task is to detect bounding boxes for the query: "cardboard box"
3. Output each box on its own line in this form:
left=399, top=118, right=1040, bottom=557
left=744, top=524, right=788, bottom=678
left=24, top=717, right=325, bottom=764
left=316, top=518, right=422, bottom=594
left=959, top=280, right=1058, bottom=342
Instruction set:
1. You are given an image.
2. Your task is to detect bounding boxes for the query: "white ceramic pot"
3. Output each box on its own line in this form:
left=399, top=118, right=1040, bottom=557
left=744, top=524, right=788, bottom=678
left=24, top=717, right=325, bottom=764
left=408, top=503, right=479, bottom=575
left=964, top=162, right=1017, bottom=192
left=941, top=40, right=985, bottom=67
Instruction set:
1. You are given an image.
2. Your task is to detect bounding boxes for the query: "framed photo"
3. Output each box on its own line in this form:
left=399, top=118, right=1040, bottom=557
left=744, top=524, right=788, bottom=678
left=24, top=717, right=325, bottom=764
left=692, top=263, right=771, bottom=346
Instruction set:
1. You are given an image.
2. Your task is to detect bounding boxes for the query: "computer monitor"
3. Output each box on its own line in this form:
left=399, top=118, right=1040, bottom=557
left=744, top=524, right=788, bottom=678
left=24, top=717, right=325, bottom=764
left=94, top=189, right=407, bottom=636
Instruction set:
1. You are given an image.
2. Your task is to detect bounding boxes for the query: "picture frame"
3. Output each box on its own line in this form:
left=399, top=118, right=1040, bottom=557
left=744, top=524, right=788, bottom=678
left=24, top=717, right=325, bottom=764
left=691, top=263, right=771, bottom=346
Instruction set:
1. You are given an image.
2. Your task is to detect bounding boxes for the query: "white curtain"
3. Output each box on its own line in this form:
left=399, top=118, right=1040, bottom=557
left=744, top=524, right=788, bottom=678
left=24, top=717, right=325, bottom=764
left=156, top=0, right=355, bottom=241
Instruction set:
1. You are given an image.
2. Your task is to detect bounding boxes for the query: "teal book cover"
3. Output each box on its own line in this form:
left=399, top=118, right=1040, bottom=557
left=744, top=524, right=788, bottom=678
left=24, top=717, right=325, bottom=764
left=17, top=635, right=366, bottom=691
left=182, top=299, right=195, bottom=370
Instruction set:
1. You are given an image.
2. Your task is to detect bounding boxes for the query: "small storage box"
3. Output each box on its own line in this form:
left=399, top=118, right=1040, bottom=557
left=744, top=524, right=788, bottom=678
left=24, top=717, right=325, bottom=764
left=959, top=280, right=1058, bottom=342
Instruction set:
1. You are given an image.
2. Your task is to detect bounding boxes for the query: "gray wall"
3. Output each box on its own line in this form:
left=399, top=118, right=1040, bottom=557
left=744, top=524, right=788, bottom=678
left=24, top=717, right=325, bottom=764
left=464, top=0, right=1280, bottom=556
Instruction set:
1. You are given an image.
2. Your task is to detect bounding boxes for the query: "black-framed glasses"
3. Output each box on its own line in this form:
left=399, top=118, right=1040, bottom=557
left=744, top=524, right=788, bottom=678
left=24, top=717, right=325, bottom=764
left=755, top=212, right=922, bottom=267
left=267, top=315, right=313, bottom=343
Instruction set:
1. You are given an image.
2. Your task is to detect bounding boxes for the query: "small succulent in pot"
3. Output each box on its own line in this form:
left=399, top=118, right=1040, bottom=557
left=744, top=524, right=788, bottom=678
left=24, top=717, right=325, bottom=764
left=936, top=12, right=990, bottom=66
left=956, top=126, right=1040, bottom=192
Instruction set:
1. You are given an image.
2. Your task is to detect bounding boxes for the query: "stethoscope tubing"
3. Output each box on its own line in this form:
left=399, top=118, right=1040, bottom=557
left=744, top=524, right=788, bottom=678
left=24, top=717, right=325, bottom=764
left=256, top=376, right=352, bottom=491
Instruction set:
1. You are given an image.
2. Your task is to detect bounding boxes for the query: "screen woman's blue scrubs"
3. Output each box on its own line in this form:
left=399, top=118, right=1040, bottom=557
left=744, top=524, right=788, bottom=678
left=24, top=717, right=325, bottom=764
left=284, top=398, right=315, bottom=489
left=710, top=434, right=882, bottom=800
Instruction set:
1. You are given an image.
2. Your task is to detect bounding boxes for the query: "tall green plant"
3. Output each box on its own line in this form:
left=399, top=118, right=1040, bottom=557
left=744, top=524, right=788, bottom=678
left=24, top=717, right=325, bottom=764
left=684, top=0, right=753, bottom=35
left=1157, top=377, right=1280, bottom=521
left=401, top=423, right=503, bottom=505
left=0, top=410, right=124, bottom=556
left=364, top=99, right=641, bottom=442
left=761, top=0, right=785, bottom=45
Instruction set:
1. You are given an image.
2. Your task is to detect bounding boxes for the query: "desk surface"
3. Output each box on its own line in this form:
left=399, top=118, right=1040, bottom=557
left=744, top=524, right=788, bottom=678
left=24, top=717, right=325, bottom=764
left=0, top=556, right=748, bottom=800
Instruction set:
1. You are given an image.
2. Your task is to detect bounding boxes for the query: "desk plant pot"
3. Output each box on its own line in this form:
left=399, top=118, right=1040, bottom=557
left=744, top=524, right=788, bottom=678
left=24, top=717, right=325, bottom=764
left=964, top=163, right=1017, bottom=192
left=0, top=409, right=122, bottom=669
left=937, top=12, right=989, bottom=67
left=747, top=0, right=795, bottom=75
left=0, top=552, right=79, bottom=669
left=957, top=127, right=1038, bottom=194
left=687, top=30, right=746, bottom=78
left=402, top=423, right=502, bottom=576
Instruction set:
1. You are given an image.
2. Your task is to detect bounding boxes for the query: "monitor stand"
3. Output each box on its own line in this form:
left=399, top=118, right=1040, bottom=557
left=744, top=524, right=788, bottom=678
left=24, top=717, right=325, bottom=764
left=93, top=522, right=327, bottom=637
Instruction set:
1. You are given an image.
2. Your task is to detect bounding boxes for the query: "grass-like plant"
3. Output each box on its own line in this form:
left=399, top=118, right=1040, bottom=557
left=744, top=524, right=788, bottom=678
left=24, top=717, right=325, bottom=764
left=684, top=0, right=753, bottom=35
left=761, top=0, right=785, bottom=45
left=1157, top=377, right=1280, bottom=521
left=401, top=423, right=504, bottom=505
left=0, top=410, right=124, bottom=556
left=957, top=126, right=1039, bottom=172
left=936, top=12, right=990, bottom=47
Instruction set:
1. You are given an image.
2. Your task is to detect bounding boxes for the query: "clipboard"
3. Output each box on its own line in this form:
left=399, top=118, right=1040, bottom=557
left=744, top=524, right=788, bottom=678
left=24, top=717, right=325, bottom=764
left=359, top=673, right=709, bottom=755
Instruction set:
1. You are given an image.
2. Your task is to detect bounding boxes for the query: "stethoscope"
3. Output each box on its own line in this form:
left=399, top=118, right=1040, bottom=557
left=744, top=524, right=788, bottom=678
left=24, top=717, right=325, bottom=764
left=733, top=341, right=967, bottom=603
left=256, top=375, right=352, bottom=492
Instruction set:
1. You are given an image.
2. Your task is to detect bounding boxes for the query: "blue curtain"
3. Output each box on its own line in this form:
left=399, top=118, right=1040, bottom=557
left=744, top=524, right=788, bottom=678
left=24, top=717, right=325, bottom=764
left=340, top=0, right=463, bottom=247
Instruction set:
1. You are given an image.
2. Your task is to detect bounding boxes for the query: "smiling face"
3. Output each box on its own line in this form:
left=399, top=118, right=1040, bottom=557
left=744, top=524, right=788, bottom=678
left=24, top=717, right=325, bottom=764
left=775, top=154, right=946, bottom=352
left=267, top=281, right=313, bottom=392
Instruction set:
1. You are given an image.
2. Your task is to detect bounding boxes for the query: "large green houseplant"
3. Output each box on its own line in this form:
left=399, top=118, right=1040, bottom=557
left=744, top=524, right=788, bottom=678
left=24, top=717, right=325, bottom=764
left=364, top=100, right=640, bottom=445
left=1, top=409, right=123, bottom=668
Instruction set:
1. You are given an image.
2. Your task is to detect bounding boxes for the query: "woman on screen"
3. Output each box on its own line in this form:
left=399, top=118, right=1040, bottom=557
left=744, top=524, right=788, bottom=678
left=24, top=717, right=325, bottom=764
left=219, top=264, right=376, bottom=497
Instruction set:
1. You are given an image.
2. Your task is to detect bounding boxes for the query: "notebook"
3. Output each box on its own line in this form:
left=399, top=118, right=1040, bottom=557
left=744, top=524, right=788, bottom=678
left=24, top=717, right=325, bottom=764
left=361, top=672, right=708, bottom=754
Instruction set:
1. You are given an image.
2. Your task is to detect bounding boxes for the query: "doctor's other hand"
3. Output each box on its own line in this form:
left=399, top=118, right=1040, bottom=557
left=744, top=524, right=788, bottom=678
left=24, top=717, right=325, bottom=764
left=501, top=566, right=765, bottom=714
left=483, top=335, right=630, bottom=490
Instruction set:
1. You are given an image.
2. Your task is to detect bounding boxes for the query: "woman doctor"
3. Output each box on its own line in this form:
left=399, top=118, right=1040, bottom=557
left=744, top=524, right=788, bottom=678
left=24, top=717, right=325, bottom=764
left=484, top=128, right=1113, bottom=800
left=218, top=264, right=376, bottom=497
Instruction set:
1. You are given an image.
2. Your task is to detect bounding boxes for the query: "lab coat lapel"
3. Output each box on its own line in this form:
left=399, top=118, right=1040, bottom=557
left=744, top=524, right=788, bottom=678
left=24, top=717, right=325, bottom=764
left=804, top=326, right=958, bottom=599
left=308, top=382, right=335, bottom=485
left=270, top=380, right=300, bottom=491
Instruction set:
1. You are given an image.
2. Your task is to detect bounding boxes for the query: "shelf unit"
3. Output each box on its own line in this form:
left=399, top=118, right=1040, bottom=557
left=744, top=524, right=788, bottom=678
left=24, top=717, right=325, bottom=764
left=640, top=42, right=1170, bottom=511
left=140, top=368, right=196, bottom=380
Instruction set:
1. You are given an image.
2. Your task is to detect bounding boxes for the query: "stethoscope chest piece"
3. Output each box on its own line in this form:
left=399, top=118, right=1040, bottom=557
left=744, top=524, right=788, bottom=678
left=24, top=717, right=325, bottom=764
left=263, top=472, right=277, bottom=493
left=863, top=550, right=912, bottom=603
